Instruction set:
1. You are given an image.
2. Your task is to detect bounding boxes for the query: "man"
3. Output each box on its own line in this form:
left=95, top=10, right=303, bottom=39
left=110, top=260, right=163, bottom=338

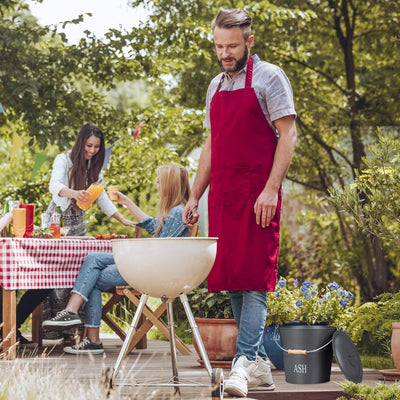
left=183, top=8, right=297, bottom=397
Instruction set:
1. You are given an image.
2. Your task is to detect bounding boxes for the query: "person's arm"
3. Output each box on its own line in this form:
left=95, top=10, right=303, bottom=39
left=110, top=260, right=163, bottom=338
left=58, top=187, right=91, bottom=204
left=110, top=210, right=137, bottom=227
left=49, top=153, right=91, bottom=206
left=182, top=134, right=212, bottom=225
left=114, top=192, right=148, bottom=222
left=96, top=189, right=136, bottom=227
left=0, top=213, right=12, bottom=232
left=254, top=115, right=297, bottom=228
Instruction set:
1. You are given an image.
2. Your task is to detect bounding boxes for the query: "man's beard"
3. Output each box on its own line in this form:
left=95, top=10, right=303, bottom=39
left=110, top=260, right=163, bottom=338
left=218, top=46, right=249, bottom=74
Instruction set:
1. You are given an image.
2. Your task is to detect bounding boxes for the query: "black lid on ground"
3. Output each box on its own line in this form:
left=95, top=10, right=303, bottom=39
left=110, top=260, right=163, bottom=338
left=332, top=330, right=363, bottom=383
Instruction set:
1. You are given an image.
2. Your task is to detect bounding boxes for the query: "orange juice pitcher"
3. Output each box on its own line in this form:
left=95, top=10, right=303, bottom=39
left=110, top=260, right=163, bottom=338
left=77, top=183, right=105, bottom=211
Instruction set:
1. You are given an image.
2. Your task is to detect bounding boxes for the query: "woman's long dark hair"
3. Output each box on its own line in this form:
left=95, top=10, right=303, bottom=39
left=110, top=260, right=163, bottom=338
left=68, top=123, right=105, bottom=191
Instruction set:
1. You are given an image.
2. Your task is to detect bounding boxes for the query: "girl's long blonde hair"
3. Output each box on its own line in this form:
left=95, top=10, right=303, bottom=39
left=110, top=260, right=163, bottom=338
left=155, top=164, right=191, bottom=237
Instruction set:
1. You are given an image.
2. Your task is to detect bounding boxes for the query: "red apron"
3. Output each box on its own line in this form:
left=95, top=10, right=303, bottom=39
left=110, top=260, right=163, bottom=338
left=208, top=55, right=281, bottom=292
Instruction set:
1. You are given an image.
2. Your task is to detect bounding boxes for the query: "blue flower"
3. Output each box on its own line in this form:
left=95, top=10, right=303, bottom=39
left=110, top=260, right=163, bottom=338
left=294, top=279, right=298, bottom=288
left=296, top=300, right=303, bottom=307
left=301, top=282, right=311, bottom=293
left=275, top=292, right=281, bottom=297
left=311, top=290, right=317, bottom=296
left=304, top=293, right=311, bottom=299
left=302, top=281, right=312, bottom=289
left=340, top=299, right=348, bottom=308
left=278, top=280, right=286, bottom=288
left=328, top=282, right=339, bottom=291
left=342, top=290, right=354, bottom=300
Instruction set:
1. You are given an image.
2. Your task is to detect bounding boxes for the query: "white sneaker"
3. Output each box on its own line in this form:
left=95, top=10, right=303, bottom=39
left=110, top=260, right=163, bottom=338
left=248, top=356, right=276, bottom=391
left=224, top=355, right=257, bottom=397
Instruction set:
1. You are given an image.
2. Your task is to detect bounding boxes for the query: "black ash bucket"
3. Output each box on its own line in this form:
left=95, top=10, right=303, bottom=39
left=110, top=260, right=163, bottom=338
left=279, top=324, right=337, bottom=384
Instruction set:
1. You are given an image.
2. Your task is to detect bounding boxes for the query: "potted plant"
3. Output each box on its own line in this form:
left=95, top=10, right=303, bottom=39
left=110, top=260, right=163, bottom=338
left=264, top=278, right=355, bottom=381
left=188, top=282, right=237, bottom=367
left=266, top=278, right=355, bottom=326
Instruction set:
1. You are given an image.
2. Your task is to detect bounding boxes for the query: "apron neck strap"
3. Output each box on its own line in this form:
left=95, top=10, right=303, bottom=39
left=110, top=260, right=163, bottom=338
left=216, top=54, right=254, bottom=91
left=245, top=55, right=253, bottom=89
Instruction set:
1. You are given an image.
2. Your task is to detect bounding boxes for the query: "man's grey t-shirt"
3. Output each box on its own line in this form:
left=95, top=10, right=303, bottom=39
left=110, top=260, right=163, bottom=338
left=204, top=54, right=296, bottom=135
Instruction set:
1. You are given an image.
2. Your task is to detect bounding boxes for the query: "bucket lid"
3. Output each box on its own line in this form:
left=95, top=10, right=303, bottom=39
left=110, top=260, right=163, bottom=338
left=332, top=331, right=363, bottom=383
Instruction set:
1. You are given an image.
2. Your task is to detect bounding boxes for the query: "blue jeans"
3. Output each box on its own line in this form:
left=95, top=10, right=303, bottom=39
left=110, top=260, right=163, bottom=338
left=72, top=253, right=127, bottom=327
left=229, top=290, right=268, bottom=361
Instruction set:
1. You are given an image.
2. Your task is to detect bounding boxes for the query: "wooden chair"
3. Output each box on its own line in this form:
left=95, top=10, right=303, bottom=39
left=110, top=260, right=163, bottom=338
left=100, top=224, right=198, bottom=354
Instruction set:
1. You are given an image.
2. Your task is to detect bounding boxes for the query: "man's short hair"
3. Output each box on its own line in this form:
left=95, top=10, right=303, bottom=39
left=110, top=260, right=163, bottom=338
left=212, top=9, right=252, bottom=40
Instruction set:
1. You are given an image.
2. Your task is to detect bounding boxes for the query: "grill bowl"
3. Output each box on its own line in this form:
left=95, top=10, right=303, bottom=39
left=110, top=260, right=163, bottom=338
left=112, top=237, right=217, bottom=298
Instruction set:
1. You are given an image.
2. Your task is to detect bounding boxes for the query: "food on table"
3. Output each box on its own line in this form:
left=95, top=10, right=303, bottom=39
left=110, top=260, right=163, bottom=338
left=95, top=233, right=129, bottom=240
left=31, top=227, right=53, bottom=239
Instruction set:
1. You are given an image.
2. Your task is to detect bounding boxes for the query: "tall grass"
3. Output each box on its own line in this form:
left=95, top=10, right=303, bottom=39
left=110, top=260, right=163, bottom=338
left=0, top=362, right=110, bottom=400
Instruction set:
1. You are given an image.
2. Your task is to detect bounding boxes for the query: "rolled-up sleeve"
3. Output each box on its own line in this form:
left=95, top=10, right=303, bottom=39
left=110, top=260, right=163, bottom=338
left=265, top=68, right=296, bottom=122
left=96, top=191, right=118, bottom=217
left=49, top=153, right=72, bottom=211
left=137, top=216, right=158, bottom=235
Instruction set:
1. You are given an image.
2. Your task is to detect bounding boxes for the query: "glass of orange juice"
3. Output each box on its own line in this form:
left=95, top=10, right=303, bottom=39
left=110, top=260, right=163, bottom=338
left=76, top=183, right=105, bottom=211
left=107, top=185, right=119, bottom=201
left=12, top=208, right=26, bottom=238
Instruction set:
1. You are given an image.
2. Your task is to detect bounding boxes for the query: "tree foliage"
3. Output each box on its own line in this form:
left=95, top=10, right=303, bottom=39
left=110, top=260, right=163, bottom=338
left=108, top=0, right=400, bottom=298
left=0, top=0, right=193, bottom=232
left=1, top=0, right=399, bottom=300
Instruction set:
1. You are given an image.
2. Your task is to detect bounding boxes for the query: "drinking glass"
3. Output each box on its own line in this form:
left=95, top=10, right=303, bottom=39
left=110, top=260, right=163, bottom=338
left=8, top=200, right=20, bottom=210
left=107, top=185, right=119, bottom=201
left=41, top=212, right=51, bottom=229
left=13, top=208, right=26, bottom=238
left=49, top=213, right=61, bottom=238
left=20, top=204, right=34, bottom=238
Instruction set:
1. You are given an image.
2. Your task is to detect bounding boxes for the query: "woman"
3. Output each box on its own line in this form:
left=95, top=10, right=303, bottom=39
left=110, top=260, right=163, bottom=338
left=43, top=123, right=135, bottom=343
left=47, top=122, right=134, bottom=234
left=42, top=164, right=190, bottom=354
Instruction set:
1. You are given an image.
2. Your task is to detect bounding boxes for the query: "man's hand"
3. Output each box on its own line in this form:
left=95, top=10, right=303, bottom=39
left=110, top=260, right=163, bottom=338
left=254, top=188, right=278, bottom=228
left=182, top=199, right=199, bottom=226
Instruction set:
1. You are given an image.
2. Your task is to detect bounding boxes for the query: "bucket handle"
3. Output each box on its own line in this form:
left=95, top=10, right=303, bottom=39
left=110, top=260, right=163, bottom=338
left=272, top=325, right=334, bottom=354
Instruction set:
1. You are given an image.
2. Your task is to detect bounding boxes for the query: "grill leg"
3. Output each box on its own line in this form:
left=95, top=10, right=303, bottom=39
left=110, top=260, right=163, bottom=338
left=179, top=293, right=213, bottom=377
left=166, top=299, right=181, bottom=396
left=113, top=293, right=149, bottom=378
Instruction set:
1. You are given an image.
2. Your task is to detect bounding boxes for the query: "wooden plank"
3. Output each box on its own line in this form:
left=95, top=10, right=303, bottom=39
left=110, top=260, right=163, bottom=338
left=2, top=338, right=383, bottom=400
left=2, top=289, right=17, bottom=359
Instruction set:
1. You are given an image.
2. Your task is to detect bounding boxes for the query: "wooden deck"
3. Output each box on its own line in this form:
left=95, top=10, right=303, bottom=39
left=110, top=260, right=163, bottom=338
left=0, top=334, right=387, bottom=399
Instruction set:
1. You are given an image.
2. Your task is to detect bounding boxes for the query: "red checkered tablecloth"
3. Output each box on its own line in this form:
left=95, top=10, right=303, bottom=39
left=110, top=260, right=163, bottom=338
left=0, top=237, right=112, bottom=290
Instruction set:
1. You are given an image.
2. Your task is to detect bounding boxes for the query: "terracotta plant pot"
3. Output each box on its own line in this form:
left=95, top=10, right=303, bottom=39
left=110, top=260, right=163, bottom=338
left=391, top=322, right=400, bottom=370
left=193, top=317, right=238, bottom=366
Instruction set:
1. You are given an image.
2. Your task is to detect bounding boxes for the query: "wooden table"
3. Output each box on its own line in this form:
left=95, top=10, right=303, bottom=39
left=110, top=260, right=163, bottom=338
left=0, top=237, right=112, bottom=359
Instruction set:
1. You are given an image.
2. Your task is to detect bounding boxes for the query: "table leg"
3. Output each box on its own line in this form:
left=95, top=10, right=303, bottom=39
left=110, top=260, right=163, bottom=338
left=2, top=289, right=17, bottom=359
left=32, top=303, right=43, bottom=346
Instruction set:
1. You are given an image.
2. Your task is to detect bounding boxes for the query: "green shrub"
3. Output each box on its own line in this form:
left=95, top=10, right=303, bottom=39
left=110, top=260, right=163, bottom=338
left=347, top=291, right=400, bottom=359
left=337, top=381, right=400, bottom=400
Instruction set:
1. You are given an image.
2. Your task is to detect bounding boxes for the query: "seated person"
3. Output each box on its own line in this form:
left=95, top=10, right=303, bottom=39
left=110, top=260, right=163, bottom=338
left=42, top=164, right=191, bottom=354
left=0, top=212, right=52, bottom=345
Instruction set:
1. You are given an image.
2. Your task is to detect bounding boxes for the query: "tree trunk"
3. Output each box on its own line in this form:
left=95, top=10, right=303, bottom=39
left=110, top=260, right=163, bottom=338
left=331, top=0, right=389, bottom=300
